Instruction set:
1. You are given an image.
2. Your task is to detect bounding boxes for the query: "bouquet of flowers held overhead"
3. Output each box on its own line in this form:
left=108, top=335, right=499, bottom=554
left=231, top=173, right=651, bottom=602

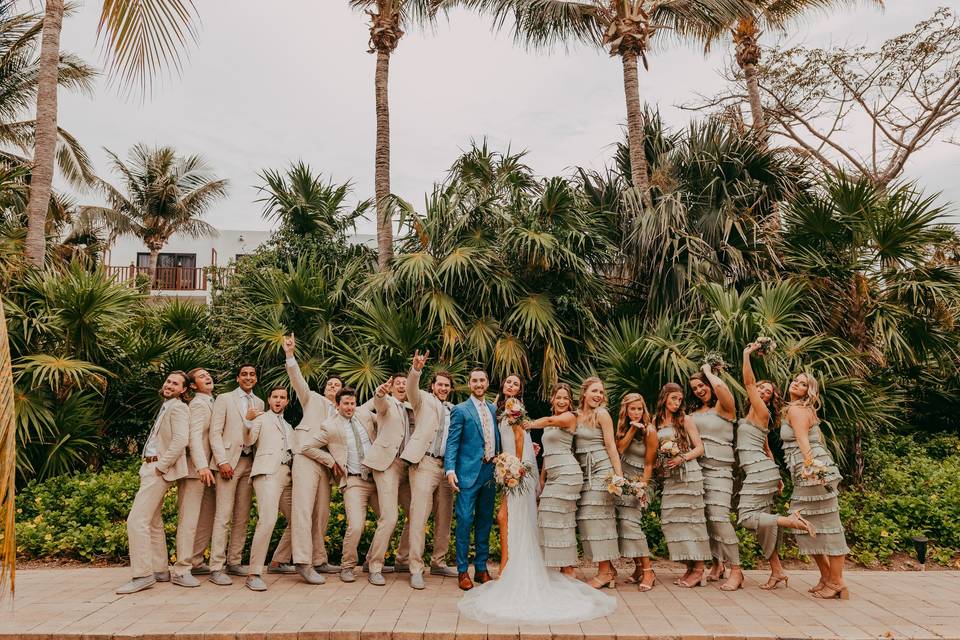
left=501, top=397, right=529, bottom=428
left=493, top=452, right=534, bottom=495
left=755, top=336, right=777, bottom=356
left=704, top=351, right=727, bottom=373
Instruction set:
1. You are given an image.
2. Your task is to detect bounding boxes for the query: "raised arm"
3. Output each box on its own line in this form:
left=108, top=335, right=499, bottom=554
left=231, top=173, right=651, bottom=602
left=284, top=334, right=312, bottom=408
left=244, top=413, right=264, bottom=448
left=616, top=421, right=639, bottom=455
left=597, top=408, right=624, bottom=476
left=157, top=402, right=189, bottom=475
left=407, top=350, right=429, bottom=411
left=742, top=343, right=770, bottom=425
left=526, top=412, right=576, bottom=431
left=700, top=362, right=736, bottom=419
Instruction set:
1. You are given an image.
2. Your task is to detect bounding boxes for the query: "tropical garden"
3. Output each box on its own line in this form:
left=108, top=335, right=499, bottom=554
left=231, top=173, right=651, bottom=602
left=2, top=0, right=960, bottom=587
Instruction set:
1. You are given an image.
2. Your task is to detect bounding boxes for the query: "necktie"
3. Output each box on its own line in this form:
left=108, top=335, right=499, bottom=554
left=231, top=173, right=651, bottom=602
left=241, top=393, right=254, bottom=454
left=478, top=400, right=494, bottom=461
left=349, top=417, right=369, bottom=480
left=279, top=415, right=292, bottom=463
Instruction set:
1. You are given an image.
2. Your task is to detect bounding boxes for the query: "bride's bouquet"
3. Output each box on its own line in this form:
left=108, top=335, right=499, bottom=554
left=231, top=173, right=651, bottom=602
left=501, top=397, right=529, bottom=428
left=801, top=457, right=834, bottom=492
left=493, top=452, right=534, bottom=495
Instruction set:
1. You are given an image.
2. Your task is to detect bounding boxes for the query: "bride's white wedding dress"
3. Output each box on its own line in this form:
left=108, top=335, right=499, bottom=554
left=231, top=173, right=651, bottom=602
left=458, top=418, right=617, bottom=625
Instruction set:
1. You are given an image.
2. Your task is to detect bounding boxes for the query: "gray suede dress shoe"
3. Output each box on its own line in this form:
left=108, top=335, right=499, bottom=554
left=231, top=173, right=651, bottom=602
left=409, top=573, right=425, bottom=590
left=191, top=563, right=212, bottom=575
left=268, top=563, right=296, bottom=574
left=153, top=570, right=171, bottom=582
left=245, top=575, right=268, bottom=591
left=314, top=562, right=341, bottom=574
left=209, top=570, right=232, bottom=586
left=116, top=576, right=157, bottom=594
left=226, top=564, right=248, bottom=576
left=172, top=573, right=201, bottom=588
left=296, top=564, right=326, bottom=585
left=430, top=565, right=459, bottom=577
left=340, top=568, right=356, bottom=583
left=362, top=562, right=394, bottom=573
left=368, top=571, right=386, bottom=586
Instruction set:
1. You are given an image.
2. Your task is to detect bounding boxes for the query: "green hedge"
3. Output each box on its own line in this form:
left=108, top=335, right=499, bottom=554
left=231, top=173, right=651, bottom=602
left=14, top=434, right=960, bottom=567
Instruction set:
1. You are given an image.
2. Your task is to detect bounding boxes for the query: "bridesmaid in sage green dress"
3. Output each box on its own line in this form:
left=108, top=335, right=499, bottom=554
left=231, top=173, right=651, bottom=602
left=655, top=382, right=712, bottom=588
left=614, top=393, right=658, bottom=591
left=688, top=364, right=743, bottom=590
left=738, top=342, right=816, bottom=591
left=525, top=383, right=581, bottom=577
left=574, top=377, right=623, bottom=589
left=782, top=372, right=850, bottom=599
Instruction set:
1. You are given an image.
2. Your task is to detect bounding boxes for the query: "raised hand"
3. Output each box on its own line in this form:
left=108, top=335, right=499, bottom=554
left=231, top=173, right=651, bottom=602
left=412, top=349, right=430, bottom=371
left=245, top=407, right=263, bottom=421
left=376, top=377, right=395, bottom=398
left=283, top=333, right=296, bottom=357
left=744, top=342, right=760, bottom=355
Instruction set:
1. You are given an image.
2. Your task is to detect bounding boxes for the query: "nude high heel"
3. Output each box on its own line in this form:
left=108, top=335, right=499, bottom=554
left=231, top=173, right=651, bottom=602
left=637, top=569, right=657, bottom=592
left=813, top=582, right=849, bottom=600
left=759, top=574, right=788, bottom=590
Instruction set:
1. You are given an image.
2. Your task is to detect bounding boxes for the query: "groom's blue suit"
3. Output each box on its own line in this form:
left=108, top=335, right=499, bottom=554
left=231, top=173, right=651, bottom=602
left=444, top=397, right=501, bottom=574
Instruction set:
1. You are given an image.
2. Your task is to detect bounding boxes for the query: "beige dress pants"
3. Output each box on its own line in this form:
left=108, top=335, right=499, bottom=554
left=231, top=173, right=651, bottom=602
left=396, top=455, right=454, bottom=574
left=248, top=465, right=293, bottom=576
left=126, top=461, right=174, bottom=578
left=173, top=477, right=215, bottom=576
left=369, top=458, right=409, bottom=573
left=341, top=475, right=377, bottom=570
left=285, top=455, right=332, bottom=566
left=209, top=454, right=253, bottom=571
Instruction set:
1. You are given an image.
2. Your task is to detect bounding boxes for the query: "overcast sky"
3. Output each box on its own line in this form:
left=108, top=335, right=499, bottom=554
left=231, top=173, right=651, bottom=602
left=51, top=0, right=958, bottom=233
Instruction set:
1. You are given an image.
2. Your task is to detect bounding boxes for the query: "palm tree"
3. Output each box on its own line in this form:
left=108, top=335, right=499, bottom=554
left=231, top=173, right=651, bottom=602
left=349, top=0, right=439, bottom=271
left=23, top=0, right=199, bottom=266
left=702, top=1, right=882, bottom=137
left=88, top=144, right=227, bottom=285
left=473, top=0, right=752, bottom=208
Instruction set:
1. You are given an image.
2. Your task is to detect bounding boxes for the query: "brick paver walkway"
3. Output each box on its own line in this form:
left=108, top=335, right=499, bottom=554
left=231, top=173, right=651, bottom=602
left=3, top=568, right=960, bottom=640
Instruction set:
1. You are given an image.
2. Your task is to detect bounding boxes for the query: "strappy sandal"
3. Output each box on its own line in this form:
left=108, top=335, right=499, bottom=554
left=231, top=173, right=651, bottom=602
left=637, top=568, right=657, bottom=592
left=812, top=582, right=849, bottom=600
left=759, top=573, right=788, bottom=590
left=706, top=562, right=726, bottom=582
left=808, top=580, right=826, bottom=593
left=678, top=569, right=706, bottom=588
left=719, top=569, right=744, bottom=591
left=588, top=570, right=616, bottom=589
left=625, top=565, right=644, bottom=584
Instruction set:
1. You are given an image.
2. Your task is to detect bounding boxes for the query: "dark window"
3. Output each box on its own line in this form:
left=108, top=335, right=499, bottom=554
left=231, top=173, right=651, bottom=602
left=136, top=253, right=198, bottom=289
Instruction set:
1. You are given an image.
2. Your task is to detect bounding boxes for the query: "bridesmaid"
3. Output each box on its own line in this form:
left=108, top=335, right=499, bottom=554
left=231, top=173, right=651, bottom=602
left=782, top=372, right=850, bottom=599
left=525, top=383, right=581, bottom=577
left=688, top=364, right=743, bottom=590
left=495, top=373, right=524, bottom=571
left=614, top=393, right=658, bottom=591
left=738, top=342, right=816, bottom=590
left=655, top=382, right=712, bottom=588
left=574, top=377, right=623, bottom=589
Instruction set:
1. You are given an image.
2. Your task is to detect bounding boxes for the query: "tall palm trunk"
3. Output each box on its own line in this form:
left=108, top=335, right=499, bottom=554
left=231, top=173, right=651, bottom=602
left=0, top=299, right=16, bottom=596
left=147, top=247, right=160, bottom=287
left=734, top=17, right=766, bottom=139
left=374, top=49, right=393, bottom=271
left=24, top=0, right=64, bottom=266
left=742, top=62, right=766, bottom=137
left=621, top=52, right=652, bottom=210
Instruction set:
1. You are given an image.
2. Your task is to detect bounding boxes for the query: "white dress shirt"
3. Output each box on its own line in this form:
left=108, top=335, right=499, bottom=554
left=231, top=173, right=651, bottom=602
left=143, top=398, right=180, bottom=458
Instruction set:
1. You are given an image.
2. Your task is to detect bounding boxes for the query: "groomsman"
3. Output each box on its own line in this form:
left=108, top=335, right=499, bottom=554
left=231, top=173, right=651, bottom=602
left=396, top=351, right=458, bottom=589
left=171, top=368, right=217, bottom=587
left=302, top=388, right=377, bottom=583
left=116, top=372, right=191, bottom=594
left=244, top=386, right=319, bottom=590
left=208, top=364, right=263, bottom=585
left=281, top=333, right=341, bottom=579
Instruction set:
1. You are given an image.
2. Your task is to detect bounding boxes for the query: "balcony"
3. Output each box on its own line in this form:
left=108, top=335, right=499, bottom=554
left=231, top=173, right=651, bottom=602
left=105, top=265, right=230, bottom=293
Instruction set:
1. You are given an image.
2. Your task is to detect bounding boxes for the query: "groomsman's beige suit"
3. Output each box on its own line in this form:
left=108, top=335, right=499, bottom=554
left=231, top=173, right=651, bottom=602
left=244, top=406, right=296, bottom=587
left=285, top=355, right=336, bottom=568
left=173, top=392, right=216, bottom=580
left=208, top=386, right=263, bottom=574
left=397, top=365, right=455, bottom=582
left=302, top=403, right=377, bottom=579
left=122, top=396, right=189, bottom=588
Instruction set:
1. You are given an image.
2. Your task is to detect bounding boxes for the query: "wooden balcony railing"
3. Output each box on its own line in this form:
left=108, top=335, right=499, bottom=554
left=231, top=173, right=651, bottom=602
left=105, top=265, right=231, bottom=292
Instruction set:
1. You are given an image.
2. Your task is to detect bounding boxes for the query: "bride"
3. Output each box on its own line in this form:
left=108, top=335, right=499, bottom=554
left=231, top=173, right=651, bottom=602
left=458, top=374, right=617, bottom=625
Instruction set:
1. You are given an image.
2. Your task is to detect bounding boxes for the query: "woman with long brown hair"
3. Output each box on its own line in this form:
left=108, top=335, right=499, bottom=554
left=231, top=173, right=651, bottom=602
left=688, top=365, right=742, bottom=590
left=656, top=382, right=711, bottom=587
left=614, top=393, right=658, bottom=591
left=574, top=377, right=623, bottom=588
left=495, top=373, right=525, bottom=571
left=524, top=383, right=581, bottom=576
left=738, top=343, right=816, bottom=590
left=781, top=372, right=850, bottom=599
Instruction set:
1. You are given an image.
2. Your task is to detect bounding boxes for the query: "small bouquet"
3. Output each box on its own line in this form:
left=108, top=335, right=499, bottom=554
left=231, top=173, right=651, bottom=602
left=755, top=336, right=777, bottom=356
left=493, top=452, right=534, bottom=495
left=656, top=438, right=681, bottom=471
left=801, top=457, right=834, bottom=492
left=704, top=351, right=727, bottom=373
left=626, top=477, right=650, bottom=509
left=501, top=397, right=529, bottom=428
left=605, top=473, right=628, bottom=496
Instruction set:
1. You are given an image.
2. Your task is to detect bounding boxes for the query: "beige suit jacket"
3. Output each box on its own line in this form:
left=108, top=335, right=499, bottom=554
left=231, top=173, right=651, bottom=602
left=150, top=400, right=190, bottom=481
left=209, top=387, right=265, bottom=469
left=400, top=366, right=446, bottom=464
left=362, top=393, right=407, bottom=472
left=186, top=393, right=215, bottom=477
left=301, top=412, right=376, bottom=489
left=286, top=357, right=336, bottom=453
left=245, top=411, right=295, bottom=478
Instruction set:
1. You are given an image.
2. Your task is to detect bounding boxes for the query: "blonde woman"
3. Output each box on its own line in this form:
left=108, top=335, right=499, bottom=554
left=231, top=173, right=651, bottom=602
left=614, top=393, right=658, bottom=591
left=574, top=377, right=623, bottom=588
left=656, top=382, right=711, bottom=588
left=781, top=372, right=850, bottom=599
left=738, top=343, right=816, bottom=590
left=525, top=384, right=582, bottom=576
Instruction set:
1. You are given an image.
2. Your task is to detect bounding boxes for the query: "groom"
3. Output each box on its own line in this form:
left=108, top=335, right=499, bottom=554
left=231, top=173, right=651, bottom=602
left=444, top=367, right=500, bottom=591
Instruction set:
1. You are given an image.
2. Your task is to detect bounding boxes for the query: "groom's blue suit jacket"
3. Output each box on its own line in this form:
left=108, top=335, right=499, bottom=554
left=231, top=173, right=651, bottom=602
left=444, top=397, right=501, bottom=490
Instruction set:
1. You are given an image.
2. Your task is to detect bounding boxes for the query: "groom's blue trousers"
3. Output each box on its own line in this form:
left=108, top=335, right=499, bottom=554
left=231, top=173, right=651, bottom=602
left=454, top=462, right=496, bottom=573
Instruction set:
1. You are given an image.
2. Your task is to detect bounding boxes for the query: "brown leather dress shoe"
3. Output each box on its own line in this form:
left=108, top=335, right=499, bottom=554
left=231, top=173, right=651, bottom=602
left=458, top=571, right=474, bottom=591
left=475, top=570, right=493, bottom=584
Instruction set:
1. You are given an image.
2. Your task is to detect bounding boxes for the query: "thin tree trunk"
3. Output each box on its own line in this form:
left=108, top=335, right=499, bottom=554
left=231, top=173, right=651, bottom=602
left=374, top=49, right=393, bottom=271
left=24, top=0, right=64, bottom=266
left=0, top=298, right=16, bottom=597
left=148, top=249, right=159, bottom=288
left=743, top=62, right=767, bottom=138
left=621, top=52, right=652, bottom=210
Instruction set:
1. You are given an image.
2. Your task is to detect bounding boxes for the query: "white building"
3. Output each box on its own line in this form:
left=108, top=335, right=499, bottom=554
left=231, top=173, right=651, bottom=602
left=104, top=228, right=375, bottom=302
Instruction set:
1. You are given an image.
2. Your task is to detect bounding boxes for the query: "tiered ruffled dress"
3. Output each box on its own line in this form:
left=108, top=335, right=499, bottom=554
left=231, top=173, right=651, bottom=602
left=780, top=419, right=850, bottom=556
left=574, top=425, right=620, bottom=562
left=691, top=410, right=740, bottom=565
left=735, top=418, right=782, bottom=559
left=657, top=424, right=711, bottom=561
left=616, top=432, right=651, bottom=558
left=538, top=426, right=583, bottom=567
